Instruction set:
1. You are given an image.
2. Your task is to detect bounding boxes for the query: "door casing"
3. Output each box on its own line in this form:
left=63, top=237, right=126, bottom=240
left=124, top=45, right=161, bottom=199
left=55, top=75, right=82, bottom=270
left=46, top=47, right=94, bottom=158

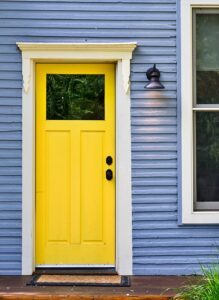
left=17, top=42, right=136, bottom=275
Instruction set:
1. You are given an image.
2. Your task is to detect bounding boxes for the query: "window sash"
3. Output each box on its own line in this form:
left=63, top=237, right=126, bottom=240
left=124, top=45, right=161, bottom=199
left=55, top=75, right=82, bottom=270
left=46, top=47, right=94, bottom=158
left=193, top=8, right=219, bottom=211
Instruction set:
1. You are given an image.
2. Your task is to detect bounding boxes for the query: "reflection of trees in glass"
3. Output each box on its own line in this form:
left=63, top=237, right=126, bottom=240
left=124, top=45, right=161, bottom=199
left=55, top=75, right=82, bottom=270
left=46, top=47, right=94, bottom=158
left=197, top=112, right=219, bottom=169
left=196, top=14, right=219, bottom=70
left=197, top=71, right=219, bottom=104
left=46, top=74, right=104, bottom=120
left=195, top=13, right=219, bottom=202
left=196, top=112, right=219, bottom=202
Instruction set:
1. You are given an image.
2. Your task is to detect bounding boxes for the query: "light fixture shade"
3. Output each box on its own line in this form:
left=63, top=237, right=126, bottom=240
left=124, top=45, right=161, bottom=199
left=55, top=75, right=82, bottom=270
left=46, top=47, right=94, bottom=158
left=145, top=64, right=164, bottom=90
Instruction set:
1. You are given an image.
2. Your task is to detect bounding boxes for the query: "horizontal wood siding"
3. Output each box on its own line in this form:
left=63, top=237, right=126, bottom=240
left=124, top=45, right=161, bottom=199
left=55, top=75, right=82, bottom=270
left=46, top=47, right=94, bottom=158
left=0, top=0, right=219, bottom=275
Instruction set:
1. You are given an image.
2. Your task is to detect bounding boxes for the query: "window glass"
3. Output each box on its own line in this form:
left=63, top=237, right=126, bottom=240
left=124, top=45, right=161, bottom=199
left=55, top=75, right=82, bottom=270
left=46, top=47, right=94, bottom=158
left=196, top=112, right=219, bottom=203
left=196, top=14, right=219, bottom=104
left=194, top=10, right=219, bottom=210
left=46, top=74, right=105, bottom=120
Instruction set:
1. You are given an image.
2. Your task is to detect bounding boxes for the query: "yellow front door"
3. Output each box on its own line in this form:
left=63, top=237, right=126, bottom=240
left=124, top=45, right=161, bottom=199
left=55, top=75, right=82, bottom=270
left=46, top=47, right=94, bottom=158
left=35, top=64, right=115, bottom=266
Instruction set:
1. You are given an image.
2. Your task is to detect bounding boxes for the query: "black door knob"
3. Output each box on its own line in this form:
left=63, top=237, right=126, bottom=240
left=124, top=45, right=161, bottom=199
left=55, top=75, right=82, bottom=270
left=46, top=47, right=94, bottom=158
left=106, top=169, right=113, bottom=180
left=106, top=156, right=113, bottom=165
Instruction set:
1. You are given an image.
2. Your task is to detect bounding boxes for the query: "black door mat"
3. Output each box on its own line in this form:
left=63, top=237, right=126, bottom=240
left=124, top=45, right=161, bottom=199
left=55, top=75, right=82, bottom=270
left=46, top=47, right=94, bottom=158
left=28, top=274, right=130, bottom=287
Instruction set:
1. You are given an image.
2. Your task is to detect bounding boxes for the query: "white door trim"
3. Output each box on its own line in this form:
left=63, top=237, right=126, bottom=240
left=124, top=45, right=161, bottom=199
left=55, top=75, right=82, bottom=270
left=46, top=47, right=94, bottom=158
left=17, top=42, right=137, bottom=275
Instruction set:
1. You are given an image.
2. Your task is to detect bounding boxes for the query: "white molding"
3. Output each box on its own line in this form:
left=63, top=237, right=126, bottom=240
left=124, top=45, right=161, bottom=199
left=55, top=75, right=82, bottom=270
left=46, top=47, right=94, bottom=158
left=17, top=42, right=137, bottom=275
left=115, top=61, right=133, bottom=275
left=17, top=42, right=136, bottom=96
left=22, top=58, right=31, bottom=94
left=17, top=42, right=137, bottom=52
left=183, top=0, right=219, bottom=6
left=181, top=0, right=219, bottom=224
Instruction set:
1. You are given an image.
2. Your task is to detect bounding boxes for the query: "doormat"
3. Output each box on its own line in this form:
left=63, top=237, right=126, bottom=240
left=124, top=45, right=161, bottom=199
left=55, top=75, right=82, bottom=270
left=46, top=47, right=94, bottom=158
left=28, top=275, right=130, bottom=287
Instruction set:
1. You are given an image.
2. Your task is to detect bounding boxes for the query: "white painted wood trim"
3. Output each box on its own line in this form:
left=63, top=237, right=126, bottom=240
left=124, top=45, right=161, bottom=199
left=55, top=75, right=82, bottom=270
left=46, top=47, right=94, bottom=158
left=17, top=42, right=137, bottom=52
left=181, top=0, right=219, bottom=224
left=116, top=61, right=132, bottom=275
left=183, top=0, right=219, bottom=6
left=17, top=42, right=137, bottom=275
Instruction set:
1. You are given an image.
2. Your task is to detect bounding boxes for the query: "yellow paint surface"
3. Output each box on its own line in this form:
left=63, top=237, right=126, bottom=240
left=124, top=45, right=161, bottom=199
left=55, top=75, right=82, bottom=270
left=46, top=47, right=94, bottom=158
left=36, top=64, right=115, bottom=265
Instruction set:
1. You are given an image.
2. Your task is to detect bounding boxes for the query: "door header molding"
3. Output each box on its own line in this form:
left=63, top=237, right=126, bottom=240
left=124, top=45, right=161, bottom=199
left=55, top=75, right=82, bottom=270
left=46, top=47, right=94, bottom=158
left=17, top=42, right=137, bottom=275
left=17, top=42, right=137, bottom=94
left=17, top=42, right=137, bottom=52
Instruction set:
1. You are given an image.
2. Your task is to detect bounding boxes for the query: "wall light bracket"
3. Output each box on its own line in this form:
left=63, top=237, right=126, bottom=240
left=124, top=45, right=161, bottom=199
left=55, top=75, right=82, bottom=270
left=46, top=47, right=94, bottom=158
left=145, top=64, right=164, bottom=90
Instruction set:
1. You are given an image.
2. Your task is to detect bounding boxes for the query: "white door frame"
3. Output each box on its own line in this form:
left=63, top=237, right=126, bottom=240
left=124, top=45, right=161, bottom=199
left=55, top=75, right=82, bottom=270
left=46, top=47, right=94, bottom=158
left=17, top=42, right=137, bottom=275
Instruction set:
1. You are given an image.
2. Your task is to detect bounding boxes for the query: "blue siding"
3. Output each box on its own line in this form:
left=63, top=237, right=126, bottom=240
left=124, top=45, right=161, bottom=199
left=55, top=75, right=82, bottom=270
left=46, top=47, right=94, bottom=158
left=0, top=0, right=219, bottom=275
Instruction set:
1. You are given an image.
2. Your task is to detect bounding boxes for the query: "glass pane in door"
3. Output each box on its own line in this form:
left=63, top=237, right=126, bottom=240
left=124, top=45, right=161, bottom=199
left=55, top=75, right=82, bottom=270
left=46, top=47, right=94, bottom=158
left=46, top=74, right=105, bottom=120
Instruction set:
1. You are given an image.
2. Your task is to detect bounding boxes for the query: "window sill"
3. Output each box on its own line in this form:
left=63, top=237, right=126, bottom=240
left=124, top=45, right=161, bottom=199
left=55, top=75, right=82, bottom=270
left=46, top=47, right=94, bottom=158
left=182, top=210, right=219, bottom=224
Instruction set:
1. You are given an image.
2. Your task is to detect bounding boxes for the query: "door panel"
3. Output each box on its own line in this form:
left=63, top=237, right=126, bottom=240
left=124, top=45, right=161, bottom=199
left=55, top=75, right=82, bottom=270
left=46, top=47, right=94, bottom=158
left=81, top=131, right=104, bottom=242
left=36, top=64, right=115, bottom=265
left=46, top=131, right=71, bottom=243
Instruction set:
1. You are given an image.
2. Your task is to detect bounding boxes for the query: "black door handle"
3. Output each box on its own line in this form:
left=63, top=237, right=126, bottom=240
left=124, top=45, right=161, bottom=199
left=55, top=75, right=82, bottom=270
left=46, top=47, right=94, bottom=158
left=106, top=169, right=113, bottom=180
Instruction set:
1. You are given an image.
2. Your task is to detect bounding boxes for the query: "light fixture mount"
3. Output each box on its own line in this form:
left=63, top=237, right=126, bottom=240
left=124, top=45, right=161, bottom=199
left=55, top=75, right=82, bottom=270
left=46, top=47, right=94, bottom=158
left=145, top=64, right=164, bottom=90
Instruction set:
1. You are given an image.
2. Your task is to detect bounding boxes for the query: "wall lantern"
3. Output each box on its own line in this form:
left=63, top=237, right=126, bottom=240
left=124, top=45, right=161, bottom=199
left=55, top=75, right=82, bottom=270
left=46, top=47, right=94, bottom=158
left=145, top=64, right=164, bottom=90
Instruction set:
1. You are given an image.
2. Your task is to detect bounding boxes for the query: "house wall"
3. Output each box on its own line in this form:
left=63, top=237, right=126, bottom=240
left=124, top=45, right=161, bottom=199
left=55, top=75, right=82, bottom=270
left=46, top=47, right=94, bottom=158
left=0, top=0, right=219, bottom=275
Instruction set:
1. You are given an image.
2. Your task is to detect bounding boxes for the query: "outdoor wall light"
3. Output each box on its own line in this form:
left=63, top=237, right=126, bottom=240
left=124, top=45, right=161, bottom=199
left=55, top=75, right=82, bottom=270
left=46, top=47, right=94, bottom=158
left=145, top=64, right=164, bottom=90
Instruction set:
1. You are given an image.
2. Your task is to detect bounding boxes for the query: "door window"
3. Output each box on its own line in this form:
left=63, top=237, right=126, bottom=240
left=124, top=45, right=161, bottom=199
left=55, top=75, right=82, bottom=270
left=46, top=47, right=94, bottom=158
left=46, top=74, right=105, bottom=120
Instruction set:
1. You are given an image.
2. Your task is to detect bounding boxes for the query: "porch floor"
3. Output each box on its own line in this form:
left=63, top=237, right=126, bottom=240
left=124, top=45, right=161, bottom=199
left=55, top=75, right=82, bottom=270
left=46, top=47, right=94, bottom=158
left=0, top=275, right=198, bottom=299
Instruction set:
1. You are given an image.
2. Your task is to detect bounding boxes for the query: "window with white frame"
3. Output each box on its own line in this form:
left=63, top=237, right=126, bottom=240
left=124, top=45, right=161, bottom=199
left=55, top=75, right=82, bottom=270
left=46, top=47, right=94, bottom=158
left=193, top=9, right=219, bottom=211
left=181, top=1, right=219, bottom=224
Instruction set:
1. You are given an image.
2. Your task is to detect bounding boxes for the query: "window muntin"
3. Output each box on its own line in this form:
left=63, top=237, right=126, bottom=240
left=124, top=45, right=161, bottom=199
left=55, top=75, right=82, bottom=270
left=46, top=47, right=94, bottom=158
left=193, top=9, right=219, bottom=210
